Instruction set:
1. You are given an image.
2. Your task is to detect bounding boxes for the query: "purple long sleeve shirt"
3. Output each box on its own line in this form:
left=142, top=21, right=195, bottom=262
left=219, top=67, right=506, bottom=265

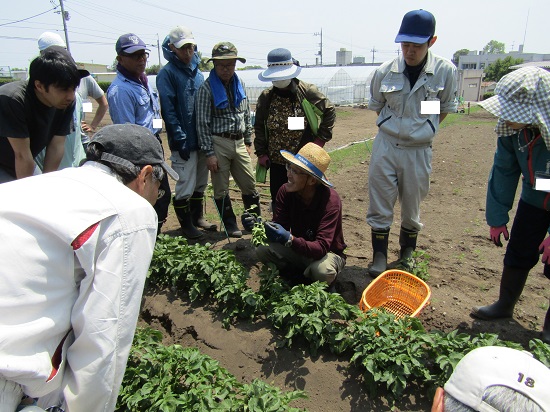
left=274, top=183, right=346, bottom=260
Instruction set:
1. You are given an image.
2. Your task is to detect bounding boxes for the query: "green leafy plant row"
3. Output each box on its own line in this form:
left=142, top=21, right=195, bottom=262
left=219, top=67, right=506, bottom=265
left=117, top=327, right=306, bottom=411
left=145, top=235, right=550, bottom=402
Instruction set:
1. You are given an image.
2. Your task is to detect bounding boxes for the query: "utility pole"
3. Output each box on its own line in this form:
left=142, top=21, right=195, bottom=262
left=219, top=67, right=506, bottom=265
left=370, top=46, right=377, bottom=64
left=156, top=34, right=162, bottom=68
left=314, top=29, right=323, bottom=66
left=58, top=0, right=70, bottom=52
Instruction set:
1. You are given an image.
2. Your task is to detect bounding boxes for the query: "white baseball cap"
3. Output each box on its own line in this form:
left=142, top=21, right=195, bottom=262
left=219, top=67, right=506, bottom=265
left=168, top=26, right=195, bottom=49
left=38, top=31, right=66, bottom=51
left=444, top=346, right=550, bottom=412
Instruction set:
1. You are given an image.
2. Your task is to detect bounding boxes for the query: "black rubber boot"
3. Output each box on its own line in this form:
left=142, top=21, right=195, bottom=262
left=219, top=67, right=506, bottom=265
left=542, top=307, right=550, bottom=345
left=242, top=192, right=262, bottom=234
left=398, top=226, right=418, bottom=271
left=242, top=192, right=262, bottom=217
left=471, top=266, right=529, bottom=320
left=173, top=197, right=203, bottom=240
left=214, top=195, right=242, bottom=238
left=368, top=228, right=390, bottom=278
left=190, top=192, right=216, bottom=231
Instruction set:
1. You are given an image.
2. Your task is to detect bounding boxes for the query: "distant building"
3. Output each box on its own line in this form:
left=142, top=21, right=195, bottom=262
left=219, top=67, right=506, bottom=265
left=353, top=56, right=366, bottom=64
left=78, top=62, right=109, bottom=73
left=336, top=48, right=352, bottom=66
left=457, top=46, right=550, bottom=70
left=457, top=69, right=484, bottom=101
left=456, top=46, right=550, bottom=101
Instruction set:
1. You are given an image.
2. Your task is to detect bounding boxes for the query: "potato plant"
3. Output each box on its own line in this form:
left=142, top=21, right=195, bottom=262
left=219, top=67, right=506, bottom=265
left=117, top=327, right=306, bottom=411
left=143, top=235, right=550, bottom=403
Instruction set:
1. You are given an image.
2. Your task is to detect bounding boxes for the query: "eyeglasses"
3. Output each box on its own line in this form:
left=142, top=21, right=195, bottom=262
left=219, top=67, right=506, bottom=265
left=123, top=52, right=149, bottom=61
left=216, top=63, right=236, bottom=71
left=285, top=163, right=305, bottom=176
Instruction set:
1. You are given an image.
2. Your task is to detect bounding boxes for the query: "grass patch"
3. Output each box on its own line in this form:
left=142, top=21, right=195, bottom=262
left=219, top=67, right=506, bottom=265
left=328, top=140, right=372, bottom=173
left=335, top=108, right=356, bottom=118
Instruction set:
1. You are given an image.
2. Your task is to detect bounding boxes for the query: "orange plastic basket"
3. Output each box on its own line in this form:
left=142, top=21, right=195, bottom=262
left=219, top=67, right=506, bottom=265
left=359, top=270, right=431, bottom=319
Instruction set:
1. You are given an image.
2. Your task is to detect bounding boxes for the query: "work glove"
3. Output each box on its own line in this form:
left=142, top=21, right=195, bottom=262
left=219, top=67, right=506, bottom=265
left=178, top=147, right=190, bottom=161
left=539, top=236, right=550, bottom=264
left=313, top=137, right=326, bottom=147
left=490, top=225, right=509, bottom=247
left=258, top=154, right=271, bottom=169
left=264, top=221, right=291, bottom=244
left=241, top=211, right=261, bottom=232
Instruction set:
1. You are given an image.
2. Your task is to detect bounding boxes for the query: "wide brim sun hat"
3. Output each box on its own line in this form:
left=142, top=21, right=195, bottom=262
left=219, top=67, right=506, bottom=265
left=479, top=66, right=550, bottom=148
left=258, top=48, right=302, bottom=82
left=280, top=142, right=332, bottom=187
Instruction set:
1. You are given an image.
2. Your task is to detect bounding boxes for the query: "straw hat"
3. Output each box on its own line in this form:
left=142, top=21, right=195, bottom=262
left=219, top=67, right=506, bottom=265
left=479, top=66, right=550, bottom=148
left=258, top=48, right=301, bottom=82
left=280, top=143, right=332, bottom=187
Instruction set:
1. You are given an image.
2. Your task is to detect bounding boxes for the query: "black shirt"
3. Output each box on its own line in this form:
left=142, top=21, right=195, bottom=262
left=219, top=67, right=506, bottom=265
left=0, top=80, right=74, bottom=177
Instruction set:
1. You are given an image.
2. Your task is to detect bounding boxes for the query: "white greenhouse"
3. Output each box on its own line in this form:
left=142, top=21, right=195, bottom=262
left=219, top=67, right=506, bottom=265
left=202, top=65, right=378, bottom=106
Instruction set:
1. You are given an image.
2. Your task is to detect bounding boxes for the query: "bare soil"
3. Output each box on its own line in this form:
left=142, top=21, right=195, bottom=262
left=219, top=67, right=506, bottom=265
left=136, top=107, right=549, bottom=411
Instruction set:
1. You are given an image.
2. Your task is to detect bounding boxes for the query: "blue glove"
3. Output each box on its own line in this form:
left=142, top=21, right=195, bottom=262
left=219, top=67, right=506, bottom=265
left=264, top=222, right=291, bottom=244
left=241, top=212, right=260, bottom=232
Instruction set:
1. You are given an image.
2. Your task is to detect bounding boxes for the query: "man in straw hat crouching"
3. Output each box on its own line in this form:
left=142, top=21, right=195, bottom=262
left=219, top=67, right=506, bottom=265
left=243, top=143, right=346, bottom=286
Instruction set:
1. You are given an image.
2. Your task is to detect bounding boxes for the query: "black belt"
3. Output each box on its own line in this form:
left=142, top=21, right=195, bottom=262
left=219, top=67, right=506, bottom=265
left=213, top=132, right=243, bottom=140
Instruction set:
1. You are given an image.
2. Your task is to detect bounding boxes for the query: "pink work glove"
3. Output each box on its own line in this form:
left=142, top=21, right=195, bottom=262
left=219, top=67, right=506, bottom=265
left=539, top=236, right=550, bottom=264
left=490, top=225, right=509, bottom=247
left=313, top=137, right=326, bottom=147
left=258, top=154, right=270, bottom=169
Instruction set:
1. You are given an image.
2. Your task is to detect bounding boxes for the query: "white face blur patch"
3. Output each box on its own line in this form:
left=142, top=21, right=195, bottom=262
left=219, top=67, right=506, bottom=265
left=272, top=79, right=291, bottom=88
left=421, top=100, right=440, bottom=114
left=288, top=117, right=305, bottom=130
left=82, top=101, right=93, bottom=113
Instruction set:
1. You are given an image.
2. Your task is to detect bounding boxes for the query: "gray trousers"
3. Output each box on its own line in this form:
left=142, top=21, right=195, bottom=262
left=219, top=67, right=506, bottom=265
left=367, top=131, right=432, bottom=231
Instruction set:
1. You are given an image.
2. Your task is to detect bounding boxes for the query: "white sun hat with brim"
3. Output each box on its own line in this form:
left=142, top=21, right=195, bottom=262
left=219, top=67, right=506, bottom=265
left=258, top=48, right=302, bottom=82
left=478, top=66, right=550, bottom=149
left=444, top=346, right=550, bottom=412
left=280, top=143, right=332, bottom=187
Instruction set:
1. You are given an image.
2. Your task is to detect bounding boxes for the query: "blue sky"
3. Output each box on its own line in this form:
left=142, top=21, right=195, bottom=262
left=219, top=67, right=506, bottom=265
left=1, top=0, right=548, bottom=71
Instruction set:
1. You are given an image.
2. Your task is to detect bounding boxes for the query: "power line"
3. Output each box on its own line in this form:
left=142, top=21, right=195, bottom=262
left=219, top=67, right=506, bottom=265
left=0, top=8, right=57, bottom=27
left=132, top=0, right=312, bottom=35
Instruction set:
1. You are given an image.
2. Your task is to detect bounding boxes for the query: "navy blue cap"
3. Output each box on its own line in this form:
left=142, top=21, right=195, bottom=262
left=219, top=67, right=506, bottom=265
left=115, top=33, right=149, bottom=55
left=395, top=9, right=436, bottom=44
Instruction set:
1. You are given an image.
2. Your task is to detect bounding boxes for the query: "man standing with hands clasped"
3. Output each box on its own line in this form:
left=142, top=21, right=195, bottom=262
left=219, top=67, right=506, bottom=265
left=157, top=26, right=216, bottom=239
left=195, top=42, right=261, bottom=238
left=366, top=9, right=457, bottom=277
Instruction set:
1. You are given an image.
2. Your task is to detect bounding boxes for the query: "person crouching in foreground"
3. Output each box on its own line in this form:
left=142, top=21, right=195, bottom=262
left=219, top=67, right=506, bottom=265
left=0, top=124, right=178, bottom=412
left=243, top=143, right=346, bottom=286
